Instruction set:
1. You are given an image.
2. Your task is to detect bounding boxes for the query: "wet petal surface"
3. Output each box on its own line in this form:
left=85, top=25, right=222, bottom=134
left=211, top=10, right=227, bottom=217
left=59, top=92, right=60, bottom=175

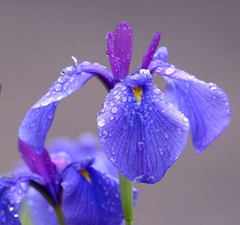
left=0, top=177, right=27, bottom=225
left=107, top=21, right=133, bottom=80
left=62, top=167, right=124, bottom=225
left=150, top=49, right=231, bottom=152
left=97, top=83, right=189, bottom=183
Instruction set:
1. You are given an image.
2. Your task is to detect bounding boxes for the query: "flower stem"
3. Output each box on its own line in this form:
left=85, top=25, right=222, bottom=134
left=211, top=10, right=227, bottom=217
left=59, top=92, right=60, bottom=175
left=119, top=173, right=134, bottom=225
left=54, top=206, right=66, bottom=225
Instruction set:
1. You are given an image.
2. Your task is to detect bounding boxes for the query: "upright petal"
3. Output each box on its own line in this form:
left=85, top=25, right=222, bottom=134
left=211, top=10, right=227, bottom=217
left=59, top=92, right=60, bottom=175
left=61, top=167, right=124, bottom=225
left=141, top=32, right=161, bottom=69
left=107, top=21, right=133, bottom=80
left=97, top=82, right=189, bottom=183
left=150, top=54, right=231, bottom=152
left=18, top=140, right=58, bottom=197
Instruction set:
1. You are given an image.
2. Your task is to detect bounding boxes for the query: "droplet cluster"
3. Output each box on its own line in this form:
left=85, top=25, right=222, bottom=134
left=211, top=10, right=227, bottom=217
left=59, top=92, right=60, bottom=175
left=0, top=181, right=27, bottom=224
left=97, top=82, right=189, bottom=183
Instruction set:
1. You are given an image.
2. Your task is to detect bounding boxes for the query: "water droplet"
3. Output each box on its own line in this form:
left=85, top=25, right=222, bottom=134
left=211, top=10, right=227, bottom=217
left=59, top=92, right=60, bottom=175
left=164, top=134, right=169, bottom=138
left=115, top=95, right=120, bottom=100
left=165, top=67, right=175, bottom=75
left=54, top=83, right=62, bottom=92
left=102, top=130, right=108, bottom=137
left=97, top=119, right=105, bottom=127
left=109, top=157, right=116, bottom=163
left=113, top=90, right=119, bottom=95
left=137, top=141, right=145, bottom=151
left=8, top=205, right=14, bottom=211
left=111, top=107, right=118, bottom=113
left=153, top=88, right=161, bottom=94
left=63, top=82, right=70, bottom=90
left=122, top=97, right=127, bottom=102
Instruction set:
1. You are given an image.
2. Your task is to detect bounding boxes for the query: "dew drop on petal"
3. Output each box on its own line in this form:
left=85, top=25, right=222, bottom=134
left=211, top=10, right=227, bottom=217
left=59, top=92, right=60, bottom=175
left=54, top=83, right=63, bottom=92
left=137, top=141, right=145, bottom=151
left=111, top=107, right=118, bottom=113
left=97, top=118, right=105, bottom=127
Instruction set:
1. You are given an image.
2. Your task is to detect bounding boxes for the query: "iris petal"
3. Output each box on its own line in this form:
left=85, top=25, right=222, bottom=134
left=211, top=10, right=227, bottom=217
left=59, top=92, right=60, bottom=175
left=18, top=140, right=58, bottom=200
left=61, top=167, right=124, bottom=225
left=150, top=49, right=231, bottom=152
left=0, top=177, right=27, bottom=225
left=27, top=188, right=58, bottom=225
left=107, top=21, right=133, bottom=80
left=19, top=61, right=112, bottom=154
left=97, top=83, right=189, bottom=183
left=48, top=134, right=118, bottom=178
left=18, top=62, right=111, bottom=196
left=141, top=32, right=161, bottom=69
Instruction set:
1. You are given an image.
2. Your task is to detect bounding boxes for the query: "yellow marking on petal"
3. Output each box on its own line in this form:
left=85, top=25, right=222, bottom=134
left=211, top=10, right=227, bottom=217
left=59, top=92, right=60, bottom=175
left=132, top=87, right=143, bottom=103
left=80, top=170, right=91, bottom=183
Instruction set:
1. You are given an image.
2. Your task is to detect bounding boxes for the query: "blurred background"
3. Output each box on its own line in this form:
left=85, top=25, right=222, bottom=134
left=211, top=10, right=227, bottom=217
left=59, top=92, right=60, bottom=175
left=0, top=0, right=239, bottom=224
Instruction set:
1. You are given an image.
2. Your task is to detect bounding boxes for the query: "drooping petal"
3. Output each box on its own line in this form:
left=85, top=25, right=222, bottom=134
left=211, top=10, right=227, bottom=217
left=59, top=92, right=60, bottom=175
left=165, top=69, right=231, bottom=152
left=141, top=32, right=161, bottom=69
left=19, top=61, right=111, bottom=155
left=61, top=167, right=125, bottom=225
left=97, top=82, right=189, bottom=183
left=150, top=52, right=231, bottom=152
left=107, top=21, right=133, bottom=80
left=0, top=177, right=28, bottom=225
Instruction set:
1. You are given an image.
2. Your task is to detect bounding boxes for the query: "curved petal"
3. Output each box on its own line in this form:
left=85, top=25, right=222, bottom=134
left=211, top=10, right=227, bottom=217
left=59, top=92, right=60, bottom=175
left=150, top=52, right=231, bottom=152
left=97, top=82, right=189, bottom=183
left=61, top=167, right=124, bottom=225
left=107, top=21, right=133, bottom=80
left=18, top=61, right=111, bottom=196
left=164, top=70, right=231, bottom=152
left=141, top=32, right=161, bottom=69
left=19, top=60, right=111, bottom=154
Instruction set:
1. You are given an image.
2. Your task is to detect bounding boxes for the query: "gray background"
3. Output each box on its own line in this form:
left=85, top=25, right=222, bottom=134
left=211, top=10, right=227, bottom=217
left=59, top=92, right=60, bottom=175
left=0, top=0, right=239, bottom=224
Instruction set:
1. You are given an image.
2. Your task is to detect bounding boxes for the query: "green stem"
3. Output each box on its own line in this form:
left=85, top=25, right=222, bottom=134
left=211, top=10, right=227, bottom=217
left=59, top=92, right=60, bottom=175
left=119, top=173, right=134, bottom=225
left=54, top=206, right=66, bottom=225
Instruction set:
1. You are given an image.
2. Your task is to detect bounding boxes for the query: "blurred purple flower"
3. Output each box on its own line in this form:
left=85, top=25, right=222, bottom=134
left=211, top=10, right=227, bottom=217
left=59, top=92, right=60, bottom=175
left=1, top=134, right=137, bottom=225
left=18, top=21, right=231, bottom=185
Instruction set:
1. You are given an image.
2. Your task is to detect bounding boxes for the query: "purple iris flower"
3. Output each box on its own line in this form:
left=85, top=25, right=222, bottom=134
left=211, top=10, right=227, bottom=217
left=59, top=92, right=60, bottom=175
left=18, top=21, right=231, bottom=185
left=1, top=134, right=136, bottom=224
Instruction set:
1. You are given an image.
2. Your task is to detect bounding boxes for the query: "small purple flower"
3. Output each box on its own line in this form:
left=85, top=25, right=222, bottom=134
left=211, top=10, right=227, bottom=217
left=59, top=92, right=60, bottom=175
left=1, top=134, right=136, bottom=225
left=18, top=21, right=231, bottom=184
